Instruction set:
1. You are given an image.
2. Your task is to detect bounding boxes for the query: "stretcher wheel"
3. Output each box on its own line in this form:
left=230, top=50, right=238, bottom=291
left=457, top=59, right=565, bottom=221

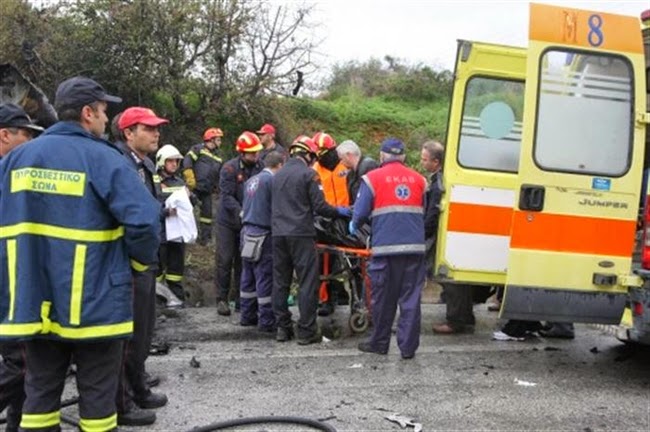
left=349, top=311, right=369, bottom=333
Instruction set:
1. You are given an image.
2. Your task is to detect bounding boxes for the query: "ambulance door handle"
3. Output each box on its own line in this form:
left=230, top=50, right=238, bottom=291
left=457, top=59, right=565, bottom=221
left=519, top=185, right=545, bottom=211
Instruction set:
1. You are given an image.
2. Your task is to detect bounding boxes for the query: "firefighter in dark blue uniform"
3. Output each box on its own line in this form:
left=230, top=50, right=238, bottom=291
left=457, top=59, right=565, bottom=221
left=182, top=128, right=223, bottom=245
left=0, top=103, right=43, bottom=432
left=155, top=144, right=192, bottom=302
left=351, top=138, right=427, bottom=359
left=0, top=77, right=161, bottom=432
left=239, top=149, right=285, bottom=331
left=215, top=132, right=264, bottom=316
left=114, top=106, right=170, bottom=426
left=271, top=136, right=351, bottom=344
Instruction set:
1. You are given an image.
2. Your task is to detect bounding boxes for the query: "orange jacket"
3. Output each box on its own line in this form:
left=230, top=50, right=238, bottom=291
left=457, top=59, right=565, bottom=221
left=313, top=161, right=350, bottom=206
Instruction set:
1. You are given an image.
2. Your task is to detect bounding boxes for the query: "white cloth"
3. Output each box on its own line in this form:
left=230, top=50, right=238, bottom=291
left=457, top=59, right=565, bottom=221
left=165, top=188, right=197, bottom=243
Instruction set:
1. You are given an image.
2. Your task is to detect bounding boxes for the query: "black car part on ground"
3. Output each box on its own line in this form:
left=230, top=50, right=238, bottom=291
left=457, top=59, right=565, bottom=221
left=188, top=416, right=337, bottom=432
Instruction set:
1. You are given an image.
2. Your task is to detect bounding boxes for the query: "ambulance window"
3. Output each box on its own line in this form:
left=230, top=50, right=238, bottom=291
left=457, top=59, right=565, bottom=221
left=458, top=77, right=525, bottom=173
left=534, top=50, right=632, bottom=176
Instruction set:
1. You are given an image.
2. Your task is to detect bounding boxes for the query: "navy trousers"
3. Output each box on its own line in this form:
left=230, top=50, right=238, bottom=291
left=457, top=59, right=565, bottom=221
left=367, top=254, right=424, bottom=357
left=215, top=223, right=242, bottom=304
left=116, top=269, right=156, bottom=413
left=0, top=342, right=25, bottom=431
left=21, top=339, right=122, bottom=432
left=240, top=226, right=275, bottom=329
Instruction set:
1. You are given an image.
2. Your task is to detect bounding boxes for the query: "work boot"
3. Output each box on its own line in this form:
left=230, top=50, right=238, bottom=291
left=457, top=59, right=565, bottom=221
left=317, top=302, right=334, bottom=317
left=432, top=323, right=474, bottom=335
left=276, top=326, right=294, bottom=342
left=134, top=391, right=168, bottom=409
left=297, top=329, right=323, bottom=345
left=216, top=300, right=231, bottom=316
left=117, top=407, right=156, bottom=426
left=240, top=318, right=258, bottom=327
left=357, top=340, right=388, bottom=355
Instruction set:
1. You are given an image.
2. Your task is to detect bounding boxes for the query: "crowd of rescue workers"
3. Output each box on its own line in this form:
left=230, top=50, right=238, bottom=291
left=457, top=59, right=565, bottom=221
left=0, top=77, right=576, bottom=431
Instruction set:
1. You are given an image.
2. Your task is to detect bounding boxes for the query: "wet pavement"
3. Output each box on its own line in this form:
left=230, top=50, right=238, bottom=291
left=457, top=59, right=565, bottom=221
left=106, top=302, right=650, bottom=432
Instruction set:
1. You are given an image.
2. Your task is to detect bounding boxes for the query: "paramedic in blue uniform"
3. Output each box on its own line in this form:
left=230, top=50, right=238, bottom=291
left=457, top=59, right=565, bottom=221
left=0, top=103, right=43, bottom=432
left=350, top=138, right=427, bottom=359
left=239, top=150, right=285, bottom=331
left=271, top=135, right=351, bottom=344
left=0, top=77, right=160, bottom=432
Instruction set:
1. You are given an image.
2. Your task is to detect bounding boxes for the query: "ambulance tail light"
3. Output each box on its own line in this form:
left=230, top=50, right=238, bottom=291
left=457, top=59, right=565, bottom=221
left=632, top=301, right=644, bottom=317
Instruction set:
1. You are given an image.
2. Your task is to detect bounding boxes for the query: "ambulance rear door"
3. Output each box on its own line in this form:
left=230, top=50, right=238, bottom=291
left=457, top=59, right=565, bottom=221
left=500, top=3, right=647, bottom=324
left=436, top=41, right=526, bottom=285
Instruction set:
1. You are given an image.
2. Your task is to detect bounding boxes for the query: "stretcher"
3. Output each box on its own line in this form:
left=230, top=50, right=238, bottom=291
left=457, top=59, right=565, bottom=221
left=316, top=243, right=372, bottom=333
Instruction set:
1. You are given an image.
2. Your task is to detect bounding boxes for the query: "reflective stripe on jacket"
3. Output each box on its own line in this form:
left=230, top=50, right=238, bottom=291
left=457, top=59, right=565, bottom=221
left=355, top=160, right=426, bottom=256
left=0, top=121, right=161, bottom=341
left=182, top=143, right=222, bottom=194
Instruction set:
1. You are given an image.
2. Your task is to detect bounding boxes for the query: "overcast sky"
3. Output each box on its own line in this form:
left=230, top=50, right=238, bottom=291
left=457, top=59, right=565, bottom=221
left=302, top=0, right=648, bottom=71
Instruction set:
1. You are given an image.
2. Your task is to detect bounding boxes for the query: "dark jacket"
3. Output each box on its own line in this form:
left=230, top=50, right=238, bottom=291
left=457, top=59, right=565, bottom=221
left=424, top=170, right=443, bottom=239
left=272, top=157, right=339, bottom=237
left=0, top=121, right=160, bottom=341
left=114, top=140, right=158, bottom=198
left=182, top=143, right=223, bottom=194
left=217, top=156, right=264, bottom=230
left=347, top=156, right=379, bottom=204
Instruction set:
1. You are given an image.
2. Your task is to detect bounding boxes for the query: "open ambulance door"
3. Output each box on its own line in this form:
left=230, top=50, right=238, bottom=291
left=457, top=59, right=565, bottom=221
left=436, top=41, right=526, bottom=285
left=500, top=3, right=647, bottom=324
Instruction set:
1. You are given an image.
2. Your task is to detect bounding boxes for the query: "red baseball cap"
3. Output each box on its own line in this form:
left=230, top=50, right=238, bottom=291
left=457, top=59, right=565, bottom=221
left=256, top=123, right=275, bottom=135
left=118, top=106, right=169, bottom=130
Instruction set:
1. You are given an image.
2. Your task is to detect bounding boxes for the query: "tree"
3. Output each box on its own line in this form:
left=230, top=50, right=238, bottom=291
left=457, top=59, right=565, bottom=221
left=0, top=0, right=320, bottom=129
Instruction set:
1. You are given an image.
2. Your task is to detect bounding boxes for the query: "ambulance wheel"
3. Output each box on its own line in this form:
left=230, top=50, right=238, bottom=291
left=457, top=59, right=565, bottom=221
left=349, top=312, right=369, bottom=333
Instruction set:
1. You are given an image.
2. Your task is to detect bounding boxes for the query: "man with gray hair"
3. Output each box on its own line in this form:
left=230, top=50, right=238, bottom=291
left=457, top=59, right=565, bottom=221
left=349, top=138, right=426, bottom=359
left=337, top=139, right=378, bottom=204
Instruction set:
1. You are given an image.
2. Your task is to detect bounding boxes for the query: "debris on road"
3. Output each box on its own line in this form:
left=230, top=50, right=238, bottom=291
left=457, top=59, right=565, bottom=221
left=514, top=378, right=537, bottom=387
left=384, top=413, right=423, bottom=432
left=149, top=341, right=170, bottom=356
left=190, top=356, right=201, bottom=368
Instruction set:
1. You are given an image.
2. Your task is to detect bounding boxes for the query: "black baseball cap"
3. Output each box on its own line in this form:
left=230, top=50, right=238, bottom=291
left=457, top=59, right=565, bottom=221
left=0, top=103, right=44, bottom=133
left=54, top=76, right=122, bottom=110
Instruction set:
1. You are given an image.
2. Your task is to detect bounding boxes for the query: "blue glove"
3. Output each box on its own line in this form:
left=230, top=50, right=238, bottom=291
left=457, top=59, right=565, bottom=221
left=348, top=220, right=357, bottom=235
left=336, top=206, right=352, bottom=218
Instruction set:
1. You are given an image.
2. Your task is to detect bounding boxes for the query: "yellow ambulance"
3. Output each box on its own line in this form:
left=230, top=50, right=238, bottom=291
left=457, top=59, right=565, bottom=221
left=435, top=4, right=650, bottom=327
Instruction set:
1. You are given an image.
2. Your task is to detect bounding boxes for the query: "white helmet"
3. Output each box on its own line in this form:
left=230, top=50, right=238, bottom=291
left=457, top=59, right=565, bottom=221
left=156, top=144, right=183, bottom=170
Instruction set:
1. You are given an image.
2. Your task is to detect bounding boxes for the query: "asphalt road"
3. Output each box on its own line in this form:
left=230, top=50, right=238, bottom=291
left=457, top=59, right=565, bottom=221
left=55, top=303, right=650, bottom=431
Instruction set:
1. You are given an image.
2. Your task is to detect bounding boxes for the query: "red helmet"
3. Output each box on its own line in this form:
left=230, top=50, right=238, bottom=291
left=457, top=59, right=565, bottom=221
left=203, top=127, right=224, bottom=141
left=236, top=131, right=263, bottom=153
left=290, top=135, right=318, bottom=155
left=312, top=132, right=336, bottom=152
